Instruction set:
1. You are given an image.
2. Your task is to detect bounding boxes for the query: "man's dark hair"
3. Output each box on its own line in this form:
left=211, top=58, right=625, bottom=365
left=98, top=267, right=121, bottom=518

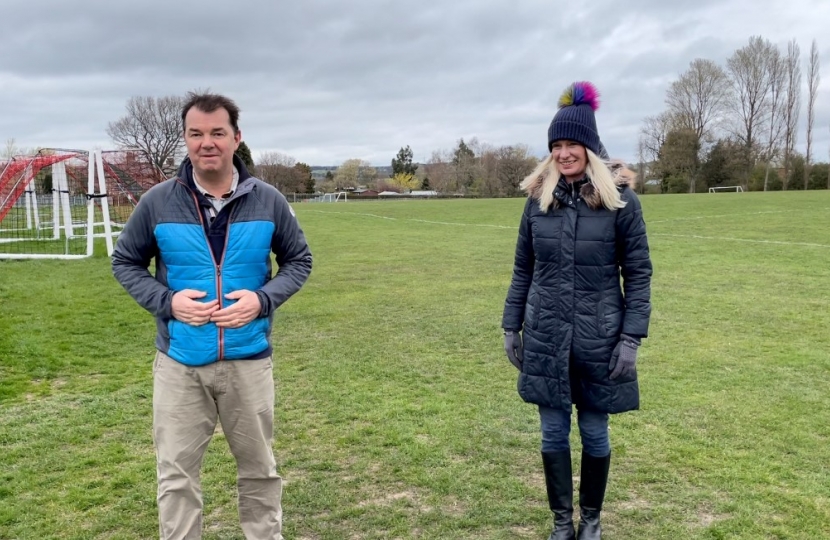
left=181, top=92, right=241, bottom=133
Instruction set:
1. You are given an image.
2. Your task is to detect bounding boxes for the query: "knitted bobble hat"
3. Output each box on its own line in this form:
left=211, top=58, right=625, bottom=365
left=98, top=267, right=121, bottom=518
left=547, top=81, right=601, bottom=155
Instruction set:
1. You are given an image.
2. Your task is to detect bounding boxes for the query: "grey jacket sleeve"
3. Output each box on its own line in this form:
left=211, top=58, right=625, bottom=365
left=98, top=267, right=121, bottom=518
left=502, top=198, right=535, bottom=331
left=111, top=189, right=174, bottom=319
left=615, top=188, right=652, bottom=338
left=256, top=194, right=312, bottom=317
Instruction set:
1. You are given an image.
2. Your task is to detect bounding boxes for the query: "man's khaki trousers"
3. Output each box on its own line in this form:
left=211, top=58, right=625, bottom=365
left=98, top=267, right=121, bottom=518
left=153, top=351, right=283, bottom=539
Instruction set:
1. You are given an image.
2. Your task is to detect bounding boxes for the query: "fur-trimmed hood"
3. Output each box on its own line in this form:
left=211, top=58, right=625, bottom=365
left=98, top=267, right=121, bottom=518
left=522, top=160, right=636, bottom=211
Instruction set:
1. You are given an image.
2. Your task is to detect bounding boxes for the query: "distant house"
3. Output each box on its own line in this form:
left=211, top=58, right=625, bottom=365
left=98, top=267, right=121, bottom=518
left=410, top=190, right=438, bottom=197
left=353, top=189, right=379, bottom=197
left=378, top=191, right=403, bottom=197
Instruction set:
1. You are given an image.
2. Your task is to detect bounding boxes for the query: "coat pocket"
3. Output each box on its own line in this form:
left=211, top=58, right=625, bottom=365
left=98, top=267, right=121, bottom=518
left=596, top=296, right=623, bottom=338
left=525, top=292, right=541, bottom=330
left=596, top=298, right=608, bottom=338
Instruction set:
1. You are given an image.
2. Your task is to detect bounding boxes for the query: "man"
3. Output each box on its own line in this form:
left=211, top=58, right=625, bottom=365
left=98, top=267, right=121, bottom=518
left=112, top=92, right=312, bottom=539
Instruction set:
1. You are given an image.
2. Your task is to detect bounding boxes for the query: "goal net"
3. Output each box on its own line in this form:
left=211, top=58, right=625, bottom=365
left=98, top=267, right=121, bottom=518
left=0, top=149, right=162, bottom=259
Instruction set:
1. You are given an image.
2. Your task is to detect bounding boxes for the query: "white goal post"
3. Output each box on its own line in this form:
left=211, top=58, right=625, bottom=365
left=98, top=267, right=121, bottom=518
left=316, top=191, right=348, bottom=202
left=708, top=186, right=744, bottom=193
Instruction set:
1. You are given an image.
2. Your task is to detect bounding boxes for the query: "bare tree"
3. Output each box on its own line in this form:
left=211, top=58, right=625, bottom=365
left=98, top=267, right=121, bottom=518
left=636, top=139, right=647, bottom=194
left=423, top=150, right=454, bottom=193
left=334, top=159, right=375, bottom=190
left=727, top=36, right=778, bottom=183
left=334, top=159, right=361, bottom=189
left=358, top=163, right=378, bottom=186
left=666, top=59, right=731, bottom=192
left=495, top=145, right=537, bottom=196
left=2, top=138, right=20, bottom=159
left=257, top=165, right=298, bottom=192
left=804, top=39, right=820, bottom=190
left=107, top=95, right=186, bottom=178
left=475, top=142, right=503, bottom=197
left=783, top=40, right=801, bottom=190
left=259, top=151, right=296, bottom=168
left=256, top=152, right=309, bottom=193
left=639, top=112, right=675, bottom=163
left=762, top=47, right=786, bottom=191
left=667, top=59, right=731, bottom=143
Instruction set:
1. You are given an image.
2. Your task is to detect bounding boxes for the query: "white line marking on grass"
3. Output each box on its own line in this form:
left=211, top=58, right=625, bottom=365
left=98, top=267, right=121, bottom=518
left=305, top=210, right=398, bottom=220
left=652, top=233, right=830, bottom=249
left=648, top=210, right=785, bottom=224
left=306, top=210, right=516, bottom=229
left=408, top=218, right=515, bottom=229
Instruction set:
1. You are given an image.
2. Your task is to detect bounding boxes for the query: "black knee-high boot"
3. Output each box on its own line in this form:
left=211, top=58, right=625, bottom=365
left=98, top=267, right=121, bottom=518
left=541, top=451, right=575, bottom=540
left=576, top=451, right=610, bottom=540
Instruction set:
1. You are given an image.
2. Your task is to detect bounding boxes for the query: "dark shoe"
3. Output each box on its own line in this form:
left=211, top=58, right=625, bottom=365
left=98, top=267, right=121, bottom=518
left=542, top=451, right=575, bottom=540
left=576, top=451, right=610, bottom=540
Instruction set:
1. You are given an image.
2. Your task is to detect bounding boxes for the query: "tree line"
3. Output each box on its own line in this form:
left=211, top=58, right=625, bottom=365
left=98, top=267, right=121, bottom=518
left=311, top=140, right=538, bottom=197
left=639, top=36, right=826, bottom=193
left=93, top=38, right=827, bottom=197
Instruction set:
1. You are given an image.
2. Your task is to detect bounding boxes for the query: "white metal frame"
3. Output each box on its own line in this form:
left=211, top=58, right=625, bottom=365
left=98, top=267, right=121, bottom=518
left=708, top=186, right=744, bottom=193
left=0, top=151, right=117, bottom=260
left=322, top=191, right=348, bottom=202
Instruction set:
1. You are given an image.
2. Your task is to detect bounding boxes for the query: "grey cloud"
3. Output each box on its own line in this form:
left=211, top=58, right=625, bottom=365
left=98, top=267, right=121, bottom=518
left=1, top=0, right=829, bottom=165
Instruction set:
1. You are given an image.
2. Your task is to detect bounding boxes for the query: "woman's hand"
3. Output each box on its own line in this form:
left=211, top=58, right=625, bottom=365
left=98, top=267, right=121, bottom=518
left=504, top=330, right=524, bottom=371
left=609, top=335, right=640, bottom=379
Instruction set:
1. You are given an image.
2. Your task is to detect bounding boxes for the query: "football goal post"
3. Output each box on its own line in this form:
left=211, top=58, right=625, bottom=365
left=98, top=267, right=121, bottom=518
left=326, top=191, right=348, bottom=202
left=708, top=186, right=744, bottom=193
left=309, top=191, right=348, bottom=203
left=0, top=150, right=153, bottom=259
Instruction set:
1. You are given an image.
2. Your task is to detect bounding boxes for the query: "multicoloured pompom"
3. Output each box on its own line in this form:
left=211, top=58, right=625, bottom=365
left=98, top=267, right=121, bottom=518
left=557, top=81, right=600, bottom=111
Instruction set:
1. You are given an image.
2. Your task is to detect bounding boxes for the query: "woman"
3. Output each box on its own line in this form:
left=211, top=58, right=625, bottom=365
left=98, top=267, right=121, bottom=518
left=502, top=82, right=652, bottom=540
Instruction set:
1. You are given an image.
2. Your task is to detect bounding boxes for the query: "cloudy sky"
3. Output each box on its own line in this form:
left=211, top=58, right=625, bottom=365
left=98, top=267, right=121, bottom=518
left=2, top=0, right=829, bottom=166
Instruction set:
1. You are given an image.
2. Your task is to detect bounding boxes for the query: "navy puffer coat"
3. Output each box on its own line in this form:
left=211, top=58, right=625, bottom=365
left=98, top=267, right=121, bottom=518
left=502, top=175, right=652, bottom=414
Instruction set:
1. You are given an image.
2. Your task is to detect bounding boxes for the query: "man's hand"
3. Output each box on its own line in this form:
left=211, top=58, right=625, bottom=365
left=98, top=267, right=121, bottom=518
left=609, top=334, right=641, bottom=380
left=504, top=330, right=523, bottom=371
left=210, top=290, right=262, bottom=329
left=171, top=290, right=219, bottom=326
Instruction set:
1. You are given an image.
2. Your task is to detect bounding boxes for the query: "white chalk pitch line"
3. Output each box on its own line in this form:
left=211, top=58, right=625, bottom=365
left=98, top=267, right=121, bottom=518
left=651, top=233, right=830, bottom=249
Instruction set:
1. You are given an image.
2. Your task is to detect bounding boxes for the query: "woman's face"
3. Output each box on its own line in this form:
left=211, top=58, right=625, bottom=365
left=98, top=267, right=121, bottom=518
left=551, top=140, right=587, bottom=181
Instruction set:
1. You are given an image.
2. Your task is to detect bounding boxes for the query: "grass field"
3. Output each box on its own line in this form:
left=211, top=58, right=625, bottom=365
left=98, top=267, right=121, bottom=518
left=1, top=191, right=829, bottom=539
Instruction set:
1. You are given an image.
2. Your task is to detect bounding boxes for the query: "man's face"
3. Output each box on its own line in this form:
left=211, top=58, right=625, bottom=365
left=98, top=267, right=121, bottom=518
left=184, top=107, right=241, bottom=177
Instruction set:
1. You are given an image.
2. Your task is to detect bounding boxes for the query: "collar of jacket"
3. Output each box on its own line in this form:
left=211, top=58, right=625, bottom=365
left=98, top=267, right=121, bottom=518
left=554, top=176, right=593, bottom=208
left=177, top=154, right=256, bottom=204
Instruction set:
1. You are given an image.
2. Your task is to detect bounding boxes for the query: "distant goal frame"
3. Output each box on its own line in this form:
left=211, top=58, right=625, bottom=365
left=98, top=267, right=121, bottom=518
left=708, top=186, right=744, bottom=193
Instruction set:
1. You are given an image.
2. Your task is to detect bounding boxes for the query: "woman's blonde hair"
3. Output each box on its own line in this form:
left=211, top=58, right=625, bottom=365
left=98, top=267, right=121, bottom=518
left=520, top=147, right=627, bottom=212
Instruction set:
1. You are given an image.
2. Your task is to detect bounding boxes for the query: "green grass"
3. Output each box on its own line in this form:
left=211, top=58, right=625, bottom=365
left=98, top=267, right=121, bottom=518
left=2, top=191, right=830, bottom=539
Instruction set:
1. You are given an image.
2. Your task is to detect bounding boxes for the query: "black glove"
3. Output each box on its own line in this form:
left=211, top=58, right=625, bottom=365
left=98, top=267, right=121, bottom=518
left=503, top=330, right=523, bottom=371
left=609, top=334, right=640, bottom=380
